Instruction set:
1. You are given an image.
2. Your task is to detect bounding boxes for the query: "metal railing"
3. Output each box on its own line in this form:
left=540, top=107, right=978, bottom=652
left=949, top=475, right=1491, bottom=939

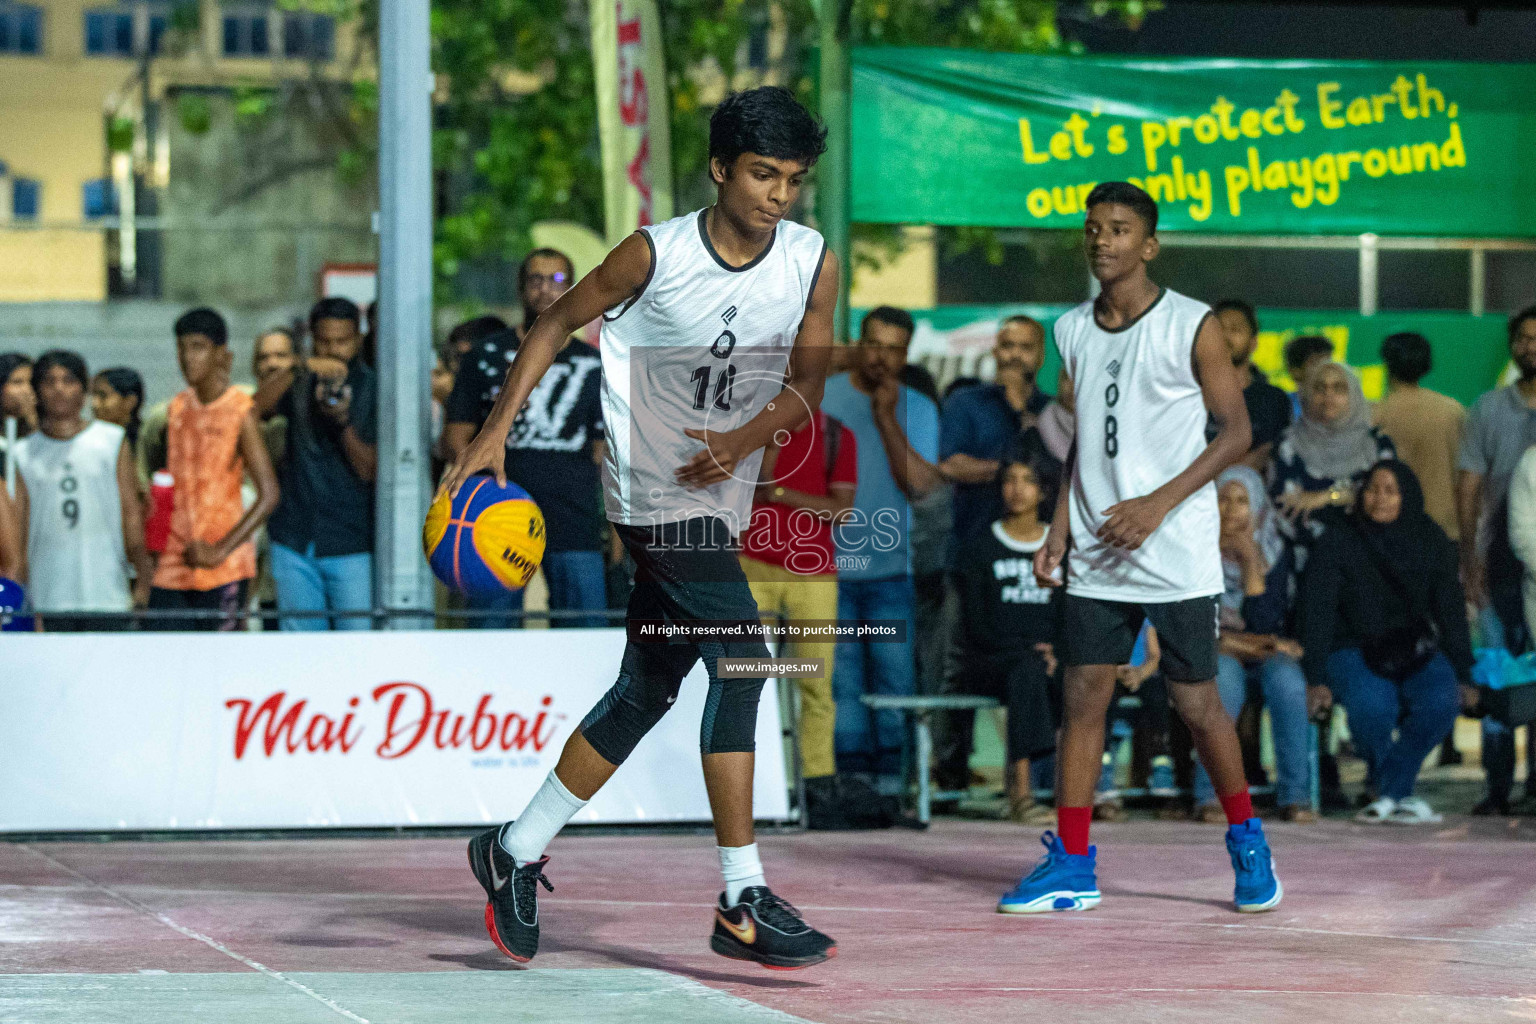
left=1148, top=231, right=1536, bottom=317
left=7, top=606, right=630, bottom=629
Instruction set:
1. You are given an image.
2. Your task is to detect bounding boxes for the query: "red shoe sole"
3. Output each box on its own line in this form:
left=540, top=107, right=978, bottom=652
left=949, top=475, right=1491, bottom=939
left=484, top=902, right=530, bottom=963
left=755, top=944, right=838, bottom=971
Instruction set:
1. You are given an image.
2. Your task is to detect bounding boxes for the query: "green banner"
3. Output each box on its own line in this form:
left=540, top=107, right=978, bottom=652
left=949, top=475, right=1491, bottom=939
left=858, top=305, right=1512, bottom=408
left=852, top=49, right=1536, bottom=235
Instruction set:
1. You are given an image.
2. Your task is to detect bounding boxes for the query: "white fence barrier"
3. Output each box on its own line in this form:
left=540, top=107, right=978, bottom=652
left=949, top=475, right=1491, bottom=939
left=0, top=630, right=789, bottom=831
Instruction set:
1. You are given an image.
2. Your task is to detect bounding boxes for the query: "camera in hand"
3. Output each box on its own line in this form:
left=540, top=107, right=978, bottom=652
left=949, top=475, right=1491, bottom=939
left=316, top=376, right=347, bottom=407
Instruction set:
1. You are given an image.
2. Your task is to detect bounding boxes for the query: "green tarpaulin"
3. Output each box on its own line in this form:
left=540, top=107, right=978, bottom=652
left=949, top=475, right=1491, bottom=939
left=852, top=49, right=1536, bottom=236
left=858, top=305, right=1511, bottom=408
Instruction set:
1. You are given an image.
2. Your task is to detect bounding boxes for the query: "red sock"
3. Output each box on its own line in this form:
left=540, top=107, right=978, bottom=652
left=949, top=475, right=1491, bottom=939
left=1057, top=806, right=1092, bottom=856
left=1219, top=789, right=1254, bottom=825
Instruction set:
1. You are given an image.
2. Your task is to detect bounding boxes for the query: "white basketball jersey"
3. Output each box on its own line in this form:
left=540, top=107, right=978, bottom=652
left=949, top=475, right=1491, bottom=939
left=14, top=420, right=131, bottom=612
left=598, top=209, right=827, bottom=531
left=1054, top=288, right=1223, bottom=602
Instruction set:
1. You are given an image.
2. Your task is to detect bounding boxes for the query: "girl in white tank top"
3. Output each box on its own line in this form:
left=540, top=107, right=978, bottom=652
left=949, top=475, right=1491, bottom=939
left=15, top=419, right=132, bottom=612
left=14, top=352, right=140, bottom=615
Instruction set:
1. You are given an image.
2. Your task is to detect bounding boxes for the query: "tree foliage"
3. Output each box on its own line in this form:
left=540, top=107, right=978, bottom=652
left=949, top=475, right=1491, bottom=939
left=191, top=0, right=1152, bottom=295
left=429, top=0, right=593, bottom=292
left=428, top=0, right=1156, bottom=295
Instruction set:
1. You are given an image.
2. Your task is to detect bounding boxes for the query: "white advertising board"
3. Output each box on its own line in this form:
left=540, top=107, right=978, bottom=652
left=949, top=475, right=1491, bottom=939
left=0, top=630, right=790, bottom=831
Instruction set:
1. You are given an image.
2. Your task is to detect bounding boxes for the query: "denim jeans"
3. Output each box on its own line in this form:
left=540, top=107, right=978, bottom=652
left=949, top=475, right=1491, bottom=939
left=832, top=575, right=916, bottom=781
left=466, top=549, right=609, bottom=629
left=1195, top=652, right=1310, bottom=807
left=466, top=586, right=521, bottom=630
left=544, top=550, right=609, bottom=627
left=1326, top=647, right=1460, bottom=801
left=270, top=542, right=373, bottom=631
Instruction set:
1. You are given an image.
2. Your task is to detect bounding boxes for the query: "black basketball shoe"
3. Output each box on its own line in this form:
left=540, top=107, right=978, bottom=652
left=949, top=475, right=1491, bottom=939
left=468, top=824, right=552, bottom=963
left=710, top=886, right=837, bottom=970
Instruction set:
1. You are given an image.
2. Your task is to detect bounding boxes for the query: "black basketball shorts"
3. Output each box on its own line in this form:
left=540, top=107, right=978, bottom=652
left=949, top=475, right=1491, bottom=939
left=1061, top=593, right=1221, bottom=683
left=578, top=516, right=772, bottom=765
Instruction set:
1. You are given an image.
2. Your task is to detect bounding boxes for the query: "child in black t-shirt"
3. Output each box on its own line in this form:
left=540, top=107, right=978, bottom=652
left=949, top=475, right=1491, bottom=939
left=951, top=455, right=1063, bottom=824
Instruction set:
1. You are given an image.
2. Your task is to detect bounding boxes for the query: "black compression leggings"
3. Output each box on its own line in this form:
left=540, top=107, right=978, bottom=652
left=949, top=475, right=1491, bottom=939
left=579, top=637, right=771, bottom=765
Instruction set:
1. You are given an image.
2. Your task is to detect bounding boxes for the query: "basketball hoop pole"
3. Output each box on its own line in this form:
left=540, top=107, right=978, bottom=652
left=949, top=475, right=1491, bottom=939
left=375, top=0, right=435, bottom=628
left=815, top=0, right=852, bottom=345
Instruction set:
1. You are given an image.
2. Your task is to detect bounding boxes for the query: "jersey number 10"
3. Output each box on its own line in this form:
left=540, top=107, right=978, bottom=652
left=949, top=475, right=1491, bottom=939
left=691, top=328, right=737, bottom=411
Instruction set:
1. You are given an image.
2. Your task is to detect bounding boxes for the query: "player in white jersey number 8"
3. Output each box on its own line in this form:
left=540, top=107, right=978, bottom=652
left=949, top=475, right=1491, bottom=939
left=998, top=182, right=1284, bottom=918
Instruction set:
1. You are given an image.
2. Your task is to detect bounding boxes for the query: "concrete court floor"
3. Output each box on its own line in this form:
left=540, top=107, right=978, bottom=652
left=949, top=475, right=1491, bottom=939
left=2, top=816, right=1534, bottom=1024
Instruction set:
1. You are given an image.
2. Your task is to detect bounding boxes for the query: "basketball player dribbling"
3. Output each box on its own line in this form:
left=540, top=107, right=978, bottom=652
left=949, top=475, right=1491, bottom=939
left=441, top=87, right=839, bottom=969
left=998, top=182, right=1282, bottom=915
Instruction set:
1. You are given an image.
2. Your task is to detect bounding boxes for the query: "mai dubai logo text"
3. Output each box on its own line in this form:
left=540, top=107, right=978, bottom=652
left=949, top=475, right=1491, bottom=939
left=225, top=684, right=565, bottom=761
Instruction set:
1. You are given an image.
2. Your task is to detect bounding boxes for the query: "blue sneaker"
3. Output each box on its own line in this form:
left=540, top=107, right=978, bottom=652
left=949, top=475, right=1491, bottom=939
left=997, top=832, right=1101, bottom=914
left=1226, top=818, right=1282, bottom=913
left=1148, top=756, right=1177, bottom=797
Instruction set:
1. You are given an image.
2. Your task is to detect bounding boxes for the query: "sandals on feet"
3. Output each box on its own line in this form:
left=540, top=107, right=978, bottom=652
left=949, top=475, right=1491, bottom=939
left=1385, top=797, right=1442, bottom=825
left=1007, top=798, right=1057, bottom=826
left=1355, top=797, right=1396, bottom=823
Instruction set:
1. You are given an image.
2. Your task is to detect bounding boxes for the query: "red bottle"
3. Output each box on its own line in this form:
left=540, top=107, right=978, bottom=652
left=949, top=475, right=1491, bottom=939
left=146, top=470, right=174, bottom=553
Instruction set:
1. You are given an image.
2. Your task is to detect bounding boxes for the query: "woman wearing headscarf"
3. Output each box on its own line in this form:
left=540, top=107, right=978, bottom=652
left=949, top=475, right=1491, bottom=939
left=1271, top=361, right=1396, bottom=563
left=1298, top=460, right=1472, bottom=825
left=1191, top=466, right=1314, bottom=822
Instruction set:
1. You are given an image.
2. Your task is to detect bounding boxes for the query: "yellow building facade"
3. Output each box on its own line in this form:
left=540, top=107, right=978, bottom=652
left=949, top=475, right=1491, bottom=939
left=1, top=2, right=934, bottom=308
left=0, top=0, right=359, bottom=301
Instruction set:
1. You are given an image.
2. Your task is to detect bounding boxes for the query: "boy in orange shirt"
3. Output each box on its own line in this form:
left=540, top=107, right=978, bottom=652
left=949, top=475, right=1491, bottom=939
left=148, top=308, right=280, bottom=630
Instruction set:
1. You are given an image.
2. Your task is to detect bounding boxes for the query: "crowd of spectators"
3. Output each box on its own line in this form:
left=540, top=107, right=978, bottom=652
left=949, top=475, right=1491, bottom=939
left=803, top=300, right=1536, bottom=828
left=2, top=262, right=1534, bottom=825
left=440, top=250, right=610, bottom=629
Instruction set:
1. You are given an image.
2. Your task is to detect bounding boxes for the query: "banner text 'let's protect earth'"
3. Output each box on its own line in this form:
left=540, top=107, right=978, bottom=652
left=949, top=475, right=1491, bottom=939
left=852, top=50, right=1536, bottom=235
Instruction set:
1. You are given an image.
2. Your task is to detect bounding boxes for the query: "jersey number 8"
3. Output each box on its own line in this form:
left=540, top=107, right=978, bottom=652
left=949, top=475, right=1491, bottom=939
left=1104, top=382, right=1120, bottom=459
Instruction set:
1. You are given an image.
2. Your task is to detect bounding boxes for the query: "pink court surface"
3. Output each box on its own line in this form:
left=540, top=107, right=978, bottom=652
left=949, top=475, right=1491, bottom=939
left=3, top=817, right=1534, bottom=1024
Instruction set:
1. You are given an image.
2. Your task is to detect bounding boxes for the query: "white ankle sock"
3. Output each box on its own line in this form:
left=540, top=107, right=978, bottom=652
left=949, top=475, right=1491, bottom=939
left=718, top=843, right=766, bottom=905
left=501, top=771, right=587, bottom=866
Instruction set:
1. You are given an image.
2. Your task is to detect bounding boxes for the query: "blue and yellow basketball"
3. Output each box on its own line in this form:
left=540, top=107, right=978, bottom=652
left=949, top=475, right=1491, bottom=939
left=423, top=476, right=546, bottom=598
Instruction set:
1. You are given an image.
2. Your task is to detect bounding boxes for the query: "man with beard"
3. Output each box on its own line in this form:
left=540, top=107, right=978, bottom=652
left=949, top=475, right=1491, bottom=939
left=1209, top=299, right=1290, bottom=473
left=821, top=306, right=942, bottom=798
left=1456, top=305, right=1536, bottom=815
left=256, top=298, right=378, bottom=631
left=442, top=249, right=607, bottom=628
left=940, top=315, right=1052, bottom=552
